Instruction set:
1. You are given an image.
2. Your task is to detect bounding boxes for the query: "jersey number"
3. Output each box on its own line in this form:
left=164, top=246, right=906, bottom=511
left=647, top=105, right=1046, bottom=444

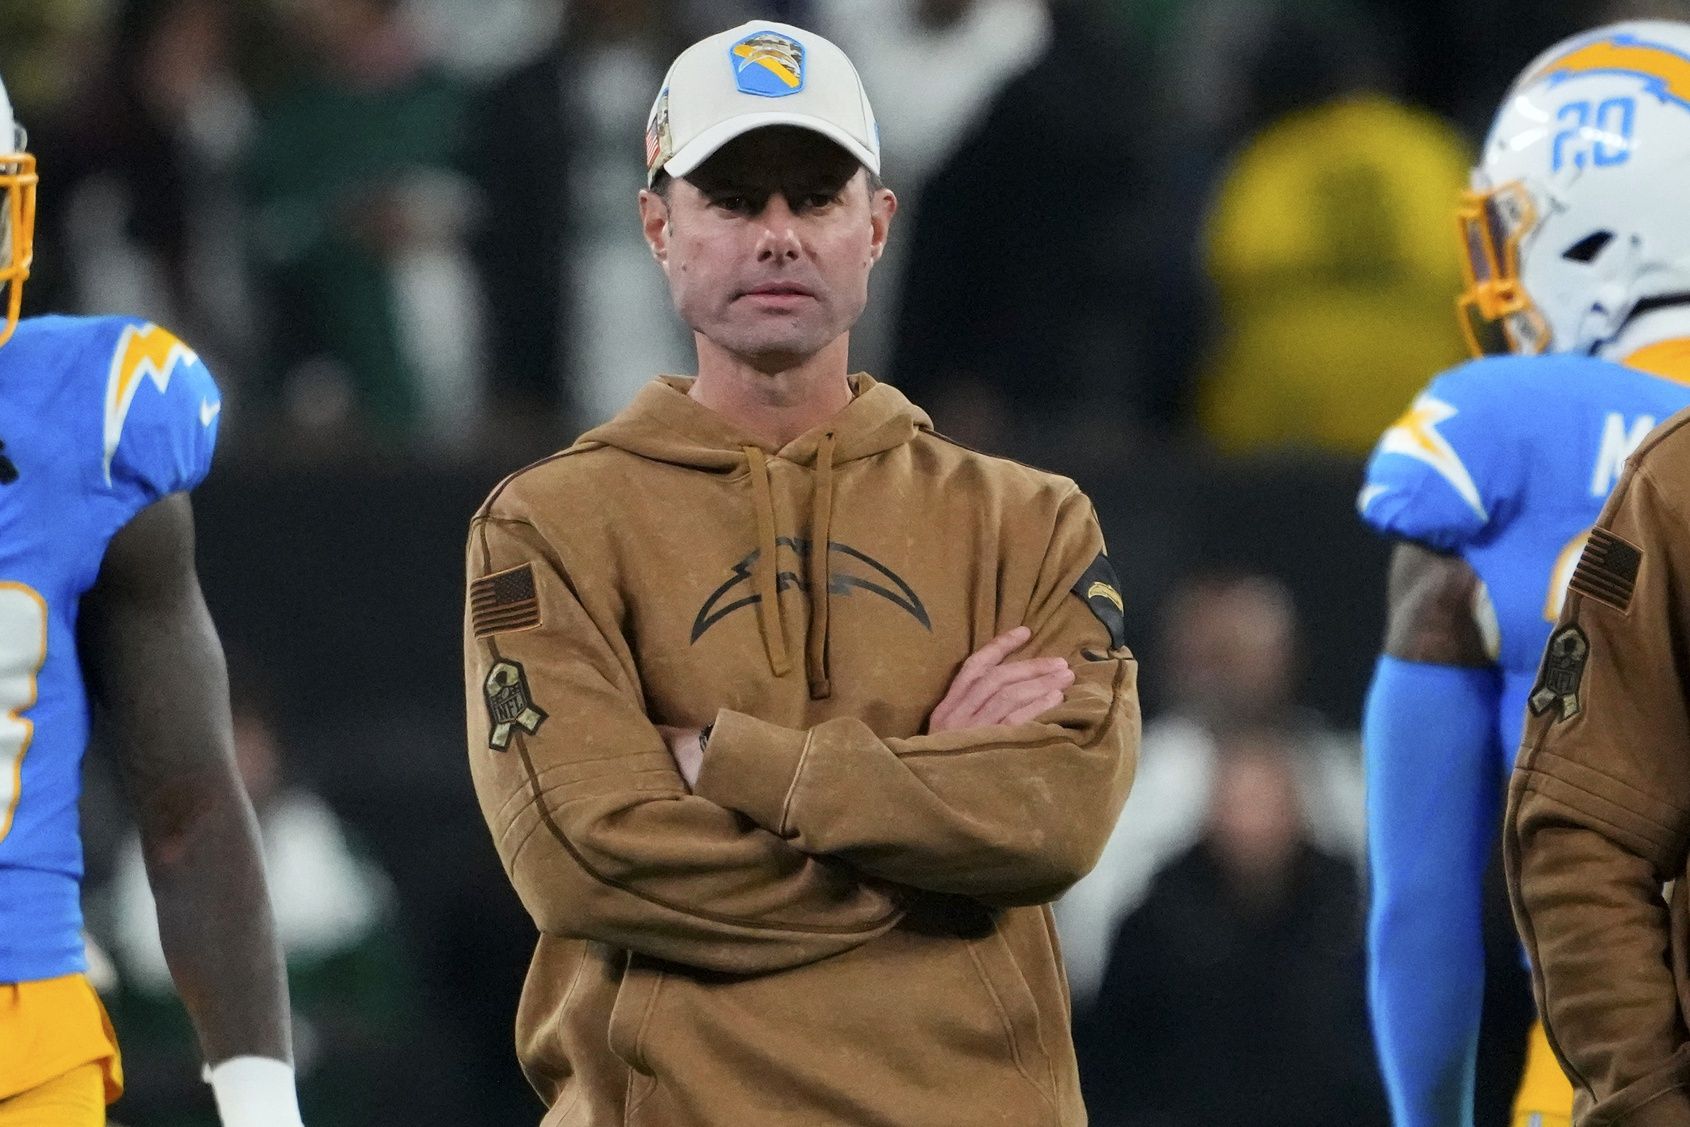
left=1552, top=97, right=1636, bottom=172
left=0, top=583, right=46, bottom=844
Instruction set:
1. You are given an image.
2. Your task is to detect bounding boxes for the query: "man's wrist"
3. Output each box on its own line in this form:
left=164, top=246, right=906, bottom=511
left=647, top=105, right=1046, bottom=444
left=205, top=1056, right=304, bottom=1127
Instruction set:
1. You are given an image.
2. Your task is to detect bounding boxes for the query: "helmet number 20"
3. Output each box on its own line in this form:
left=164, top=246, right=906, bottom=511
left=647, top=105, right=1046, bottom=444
left=1551, top=97, right=1636, bottom=173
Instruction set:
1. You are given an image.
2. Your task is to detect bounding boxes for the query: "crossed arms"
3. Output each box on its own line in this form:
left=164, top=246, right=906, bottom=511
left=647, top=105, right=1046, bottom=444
left=463, top=493, right=1139, bottom=975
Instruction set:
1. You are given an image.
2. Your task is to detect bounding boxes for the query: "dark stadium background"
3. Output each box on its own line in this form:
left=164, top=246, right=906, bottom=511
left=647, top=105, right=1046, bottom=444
left=2, top=0, right=1658, bottom=1121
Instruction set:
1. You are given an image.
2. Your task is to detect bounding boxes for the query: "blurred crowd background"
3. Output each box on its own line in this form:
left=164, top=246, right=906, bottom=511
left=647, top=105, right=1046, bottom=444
left=9, top=0, right=1679, bottom=1122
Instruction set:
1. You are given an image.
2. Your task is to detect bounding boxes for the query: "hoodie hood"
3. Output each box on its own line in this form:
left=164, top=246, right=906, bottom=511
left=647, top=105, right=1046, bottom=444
left=575, top=374, right=931, bottom=700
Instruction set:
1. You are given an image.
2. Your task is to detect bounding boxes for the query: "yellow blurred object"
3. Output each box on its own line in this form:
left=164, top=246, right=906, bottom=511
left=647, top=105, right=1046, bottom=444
left=0, top=975, right=122, bottom=1107
left=1511, top=1018, right=1574, bottom=1127
left=1199, top=94, right=1474, bottom=454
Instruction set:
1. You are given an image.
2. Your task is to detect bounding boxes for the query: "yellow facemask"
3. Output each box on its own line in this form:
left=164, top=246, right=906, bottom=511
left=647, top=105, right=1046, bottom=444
left=0, top=142, right=38, bottom=350
left=1455, top=180, right=1549, bottom=356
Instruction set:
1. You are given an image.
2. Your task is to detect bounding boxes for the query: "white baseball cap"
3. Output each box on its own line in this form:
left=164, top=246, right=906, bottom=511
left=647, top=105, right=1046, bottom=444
left=644, top=21, right=880, bottom=188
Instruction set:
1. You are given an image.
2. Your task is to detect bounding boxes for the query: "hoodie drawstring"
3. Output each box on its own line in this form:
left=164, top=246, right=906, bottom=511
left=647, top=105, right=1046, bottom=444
left=744, top=445, right=792, bottom=677
left=806, top=431, right=837, bottom=700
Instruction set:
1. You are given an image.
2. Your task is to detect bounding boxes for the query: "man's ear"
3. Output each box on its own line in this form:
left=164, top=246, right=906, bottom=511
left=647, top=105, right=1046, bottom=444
left=639, top=189, right=670, bottom=266
left=869, top=187, right=897, bottom=264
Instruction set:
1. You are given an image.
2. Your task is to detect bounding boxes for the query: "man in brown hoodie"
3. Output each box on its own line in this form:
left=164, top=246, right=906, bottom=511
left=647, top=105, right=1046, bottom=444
left=461, top=19, right=1139, bottom=1127
left=1506, top=408, right=1690, bottom=1126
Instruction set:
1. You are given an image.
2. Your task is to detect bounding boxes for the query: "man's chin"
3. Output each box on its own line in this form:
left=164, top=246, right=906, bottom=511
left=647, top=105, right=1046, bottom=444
left=707, top=327, right=838, bottom=370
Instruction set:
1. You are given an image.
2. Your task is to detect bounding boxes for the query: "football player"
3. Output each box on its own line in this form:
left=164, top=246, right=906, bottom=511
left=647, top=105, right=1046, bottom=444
left=1358, top=20, right=1690, bottom=1127
left=0, top=76, right=302, bottom=1125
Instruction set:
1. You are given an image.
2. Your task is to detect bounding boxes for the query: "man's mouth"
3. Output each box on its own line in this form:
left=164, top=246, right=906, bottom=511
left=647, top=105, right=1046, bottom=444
left=740, top=282, right=816, bottom=301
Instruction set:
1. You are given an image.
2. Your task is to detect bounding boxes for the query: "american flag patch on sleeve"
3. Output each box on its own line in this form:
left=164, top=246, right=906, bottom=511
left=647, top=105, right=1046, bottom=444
left=471, top=564, right=542, bottom=637
left=1569, top=527, right=1642, bottom=612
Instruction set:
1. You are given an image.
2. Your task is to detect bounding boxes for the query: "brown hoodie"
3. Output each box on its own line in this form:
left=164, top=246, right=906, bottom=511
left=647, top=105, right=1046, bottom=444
left=463, top=374, right=1139, bottom=1126
left=1506, top=407, right=1690, bottom=1127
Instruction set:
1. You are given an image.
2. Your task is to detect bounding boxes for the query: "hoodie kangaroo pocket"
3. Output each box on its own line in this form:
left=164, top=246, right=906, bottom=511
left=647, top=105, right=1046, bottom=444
left=965, top=931, right=1059, bottom=1105
left=608, top=954, right=663, bottom=1103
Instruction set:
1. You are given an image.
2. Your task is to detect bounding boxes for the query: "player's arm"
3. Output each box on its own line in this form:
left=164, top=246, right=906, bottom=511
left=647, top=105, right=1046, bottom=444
left=78, top=493, right=303, bottom=1126
left=466, top=513, right=903, bottom=976
left=1506, top=462, right=1690, bottom=1122
left=689, top=489, right=1140, bottom=907
left=1365, top=540, right=1502, bottom=1127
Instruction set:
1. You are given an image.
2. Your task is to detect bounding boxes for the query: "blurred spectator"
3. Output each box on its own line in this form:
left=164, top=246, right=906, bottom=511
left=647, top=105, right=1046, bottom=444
left=466, top=0, right=693, bottom=434
left=246, top=0, right=481, bottom=449
left=1078, top=726, right=1387, bottom=1127
left=820, top=0, right=1049, bottom=190
left=1182, top=1, right=1473, bottom=455
left=462, top=2, right=574, bottom=436
left=1057, top=571, right=1365, bottom=1005
left=407, top=0, right=569, bottom=79
left=816, top=0, right=1051, bottom=373
left=889, top=0, right=1173, bottom=455
left=34, top=0, right=262, bottom=383
left=99, top=674, right=412, bottom=1126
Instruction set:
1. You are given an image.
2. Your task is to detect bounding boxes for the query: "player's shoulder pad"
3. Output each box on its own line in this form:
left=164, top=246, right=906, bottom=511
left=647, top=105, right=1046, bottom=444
left=1358, top=357, right=1534, bottom=550
left=80, top=316, right=221, bottom=502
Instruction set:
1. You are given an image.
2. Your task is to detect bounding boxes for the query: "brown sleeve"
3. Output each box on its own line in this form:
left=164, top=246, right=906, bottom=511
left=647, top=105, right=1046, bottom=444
left=464, top=513, right=902, bottom=975
left=1505, top=463, right=1690, bottom=1123
left=693, top=490, right=1140, bottom=906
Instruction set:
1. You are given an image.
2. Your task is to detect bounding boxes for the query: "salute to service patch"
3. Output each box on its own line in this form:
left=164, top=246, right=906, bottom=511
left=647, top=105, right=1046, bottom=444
left=485, top=660, right=546, bottom=750
left=1529, top=626, right=1588, bottom=722
left=1568, top=527, right=1641, bottom=612
left=471, top=563, right=541, bottom=636
left=1071, top=553, right=1127, bottom=650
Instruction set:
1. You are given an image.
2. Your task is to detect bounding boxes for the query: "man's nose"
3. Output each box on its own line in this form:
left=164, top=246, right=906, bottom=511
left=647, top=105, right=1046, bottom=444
left=754, top=197, right=802, bottom=262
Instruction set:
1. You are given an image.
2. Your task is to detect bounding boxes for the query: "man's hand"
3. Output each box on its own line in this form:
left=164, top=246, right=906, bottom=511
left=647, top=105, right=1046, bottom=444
left=929, top=626, right=1074, bottom=735
left=658, top=726, right=706, bottom=788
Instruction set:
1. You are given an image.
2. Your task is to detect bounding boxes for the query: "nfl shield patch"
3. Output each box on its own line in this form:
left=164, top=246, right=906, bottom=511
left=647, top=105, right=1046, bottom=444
left=485, top=660, right=547, bottom=751
left=1529, top=626, right=1589, bottom=723
left=730, top=30, right=805, bottom=97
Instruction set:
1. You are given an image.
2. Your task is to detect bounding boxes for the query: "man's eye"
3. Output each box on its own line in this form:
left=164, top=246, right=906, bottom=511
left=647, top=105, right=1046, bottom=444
left=713, top=196, right=749, bottom=212
left=801, top=193, right=837, bottom=210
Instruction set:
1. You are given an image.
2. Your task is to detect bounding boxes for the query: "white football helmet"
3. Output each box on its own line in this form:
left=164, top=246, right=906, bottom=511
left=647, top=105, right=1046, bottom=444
left=0, top=76, right=35, bottom=349
left=1460, top=20, right=1690, bottom=356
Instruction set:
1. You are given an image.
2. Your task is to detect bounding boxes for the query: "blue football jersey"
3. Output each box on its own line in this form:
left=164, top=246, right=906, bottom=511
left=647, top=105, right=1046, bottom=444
left=0, top=315, right=218, bottom=983
left=1360, top=352, right=1690, bottom=761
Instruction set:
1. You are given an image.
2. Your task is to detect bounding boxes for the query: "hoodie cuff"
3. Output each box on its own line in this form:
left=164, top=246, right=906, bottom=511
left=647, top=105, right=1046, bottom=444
left=692, top=710, right=811, bottom=836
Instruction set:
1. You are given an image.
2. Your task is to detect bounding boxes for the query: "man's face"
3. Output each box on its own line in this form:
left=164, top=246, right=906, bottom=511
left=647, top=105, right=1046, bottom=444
left=640, top=127, right=897, bottom=369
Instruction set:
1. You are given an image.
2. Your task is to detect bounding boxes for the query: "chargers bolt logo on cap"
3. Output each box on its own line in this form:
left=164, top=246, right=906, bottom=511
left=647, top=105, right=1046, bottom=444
left=731, top=30, right=806, bottom=97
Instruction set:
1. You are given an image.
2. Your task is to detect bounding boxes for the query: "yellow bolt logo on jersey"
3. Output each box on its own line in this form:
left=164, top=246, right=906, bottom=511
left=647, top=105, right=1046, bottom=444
left=1378, top=395, right=1488, bottom=520
left=101, top=324, right=200, bottom=484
